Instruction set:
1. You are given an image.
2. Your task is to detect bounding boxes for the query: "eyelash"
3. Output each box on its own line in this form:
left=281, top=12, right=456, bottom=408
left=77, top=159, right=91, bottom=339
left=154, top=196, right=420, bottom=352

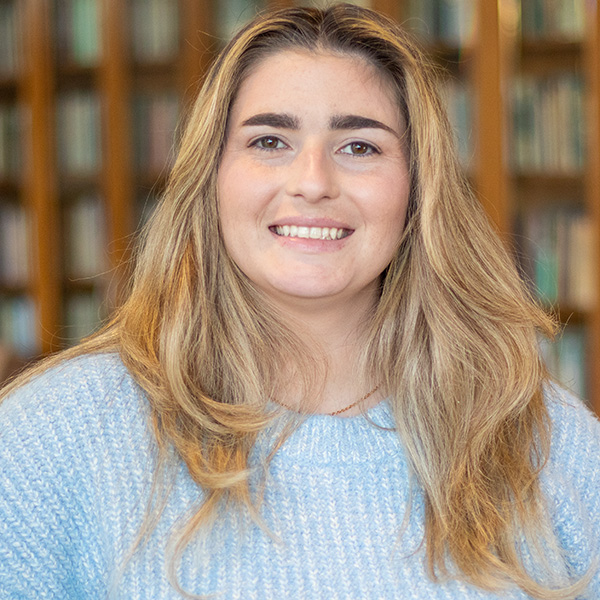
left=249, top=135, right=381, bottom=157
left=249, top=136, right=288, bottom=151
left=339, top=141, right=380, bottom=157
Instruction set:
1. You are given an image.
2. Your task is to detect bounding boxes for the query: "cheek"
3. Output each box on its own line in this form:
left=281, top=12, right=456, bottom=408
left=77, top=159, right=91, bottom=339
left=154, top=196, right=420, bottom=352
left=373, top=178, right=410, bottom=232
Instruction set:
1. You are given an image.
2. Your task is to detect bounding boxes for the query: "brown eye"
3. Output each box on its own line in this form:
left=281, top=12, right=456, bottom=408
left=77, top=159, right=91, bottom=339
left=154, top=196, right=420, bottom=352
left=254, top=136, right=285, bottom=150
left=340, top=141, right=378, bottom=156
left=351, top=142, right=369, bottom=155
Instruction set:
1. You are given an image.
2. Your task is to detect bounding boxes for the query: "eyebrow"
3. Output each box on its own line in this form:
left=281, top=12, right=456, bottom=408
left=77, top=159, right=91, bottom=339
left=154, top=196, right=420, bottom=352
left=329, top=114, right=398, bottom=137
left=241, top=113, right=300, bottom=129
left=241, top=112, right=398, bottom=137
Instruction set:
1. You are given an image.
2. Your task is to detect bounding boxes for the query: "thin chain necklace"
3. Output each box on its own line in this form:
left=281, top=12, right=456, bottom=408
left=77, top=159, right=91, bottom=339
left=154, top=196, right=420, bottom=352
left=328, top=384, right=380, bottom=416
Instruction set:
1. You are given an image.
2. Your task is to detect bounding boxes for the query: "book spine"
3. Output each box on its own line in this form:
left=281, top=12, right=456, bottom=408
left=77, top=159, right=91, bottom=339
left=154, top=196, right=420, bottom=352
left=0, top=202, right=30, bottom=287
left=63, top=291, right=103, bottom=345
left=131, top=0, right=179, bottom=62
left=522, top=205, right=595, bottom=312
left=511, top=73, right=584, bottom=174
left=65, top=194, right=107, bottom=278
left=0, top=296, right=39, bottom=357
left=57, top=90, right=102, bottom=175
left=71, top=0, right=101, bottom=66
left=0, top=1, right=21, bottom=77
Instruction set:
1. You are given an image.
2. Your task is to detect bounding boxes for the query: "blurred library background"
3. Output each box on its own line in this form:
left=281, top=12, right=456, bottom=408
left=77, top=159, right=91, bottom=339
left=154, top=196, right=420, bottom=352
left=0, top=0, right=598, bottom=415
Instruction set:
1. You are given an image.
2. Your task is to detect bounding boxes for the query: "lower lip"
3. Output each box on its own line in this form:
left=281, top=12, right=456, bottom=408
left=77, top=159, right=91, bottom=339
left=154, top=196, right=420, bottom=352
left=270, top=229, right=353, bottom=252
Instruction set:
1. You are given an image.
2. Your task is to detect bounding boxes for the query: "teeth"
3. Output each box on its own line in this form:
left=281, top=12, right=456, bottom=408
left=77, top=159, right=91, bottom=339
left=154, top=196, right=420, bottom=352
left=274, top=225, right=350, bottom=241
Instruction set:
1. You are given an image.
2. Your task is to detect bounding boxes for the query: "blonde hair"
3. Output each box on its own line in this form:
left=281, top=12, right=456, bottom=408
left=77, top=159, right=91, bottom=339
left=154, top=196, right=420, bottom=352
left=2, top=4, right=584, bottom=598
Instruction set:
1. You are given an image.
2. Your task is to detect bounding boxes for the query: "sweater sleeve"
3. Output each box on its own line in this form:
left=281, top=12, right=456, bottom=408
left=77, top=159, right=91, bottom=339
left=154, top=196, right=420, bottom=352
left=544, top=386, right=600, bottom=596
left=0, top=355, right=131, bottom=599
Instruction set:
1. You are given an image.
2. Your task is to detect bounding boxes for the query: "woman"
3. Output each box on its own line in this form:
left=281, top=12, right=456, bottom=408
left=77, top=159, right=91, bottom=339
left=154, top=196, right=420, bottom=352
left=0, top=4, right=598, bottom=599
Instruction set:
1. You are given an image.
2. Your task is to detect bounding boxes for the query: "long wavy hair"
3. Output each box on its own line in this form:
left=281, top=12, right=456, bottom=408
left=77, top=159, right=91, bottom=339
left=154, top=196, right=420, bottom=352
left=2, top=4, right=584, bottom=598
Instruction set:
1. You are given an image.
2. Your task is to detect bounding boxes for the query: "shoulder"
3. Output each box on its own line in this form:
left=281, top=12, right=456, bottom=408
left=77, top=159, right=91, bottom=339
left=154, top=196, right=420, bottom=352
left=0, top=351, right=153, bottom=499
left=544, top=383, right=600, bottom=472
left=0, top=353, right=155, bottom=597
left=1, top=352, right=148, bottom=442
left=542, top=385, right=600, bottom=588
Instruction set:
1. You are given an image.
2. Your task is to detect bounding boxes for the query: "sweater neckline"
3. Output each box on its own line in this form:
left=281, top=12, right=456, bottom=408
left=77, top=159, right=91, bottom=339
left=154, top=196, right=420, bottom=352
left=258, top=400, right=403, bottom=467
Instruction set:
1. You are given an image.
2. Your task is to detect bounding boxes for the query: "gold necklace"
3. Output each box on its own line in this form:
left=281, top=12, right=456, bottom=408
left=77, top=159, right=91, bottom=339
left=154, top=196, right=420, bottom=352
left=328, top=384, right=381, bottom=416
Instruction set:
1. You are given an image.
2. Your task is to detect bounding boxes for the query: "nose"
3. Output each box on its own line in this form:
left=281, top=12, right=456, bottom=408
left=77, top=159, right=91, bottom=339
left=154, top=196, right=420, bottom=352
left=285, top=142, right=339, bottom=203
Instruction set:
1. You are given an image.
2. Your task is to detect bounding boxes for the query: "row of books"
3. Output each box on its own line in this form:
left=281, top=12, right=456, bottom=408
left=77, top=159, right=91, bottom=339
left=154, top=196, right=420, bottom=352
left=521, top=0, right=585, bottom=41
left=0, top=102, right=22, bottom=179
left=518, top=205, right=596, bottom=312
left=133, top=92, right=180, bottom=174
left=404, top=0, right=475, bottom=47
left=216, top=0, right=265, bottom=41
left=511, top=73, right=585, bottom=174
left=55, top=90, right=182, bottom=177
left=0, top=296, right=38, bottom=357
left=65, top=194, right=107, bottom=279
left=64, top=291, right=105, bottom=345
left=131, top=0, right=180, bottom=61
left=539, top=325, right=587, bottom=401
left=0, top=202, right=30, bottom=287
left=440, top=78, right=474, bottom=170
left=0, top=1, right=20, bottom=78
left=0, top=291, right=105, bottom=355
left=1, top=194, right=111, bottom=291
left=56, top=90, right=102, bottom=176
left=55, top=0, right=101, bottom=67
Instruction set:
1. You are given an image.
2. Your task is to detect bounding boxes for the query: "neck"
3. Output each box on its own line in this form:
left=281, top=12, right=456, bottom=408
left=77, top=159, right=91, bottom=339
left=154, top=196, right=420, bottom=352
left=273, top=288, right=380, bottom=415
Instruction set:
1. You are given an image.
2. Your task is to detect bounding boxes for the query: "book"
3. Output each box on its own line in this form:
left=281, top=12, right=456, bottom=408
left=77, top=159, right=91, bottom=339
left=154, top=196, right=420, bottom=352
left=0, top=1, right=21, bottom=77
left=440, top=78, right=474, bottom=170
left=520, top=205, right=596, bottom=311
left=131, top=0, right=179, bottom=62
left=55, top=0, right=101, bottom=66
left=539, top=324, right=587, bottom=401
left=0, top=201, right=30, bottom=287
left=56, top=89, right=102, bottom=175
left=403, top=0, right=475, bottom=47
left=0, top=102, right=22, bottom=179
left=0, top=295, right=38, bottom=357
left=133, top=91, right=180, bottom=175
left=511, top=73, right=585, bottom=174
left=215, top=0, right=266, bottom=41
left=521, top=0, right=585, bottom=41
left=63, top=291, right=104, bottom=345
left=65, top=193, right=107, bottom=279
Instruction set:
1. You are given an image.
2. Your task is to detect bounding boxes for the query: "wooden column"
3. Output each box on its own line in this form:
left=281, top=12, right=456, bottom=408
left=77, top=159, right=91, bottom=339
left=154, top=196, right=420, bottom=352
left=584, top=0, right=600, bottom=415
left=472, top=0, right=512, bottom=235
left=180, top=0, right=216, bottom=103
left=373, top=0, right=400, bottom=20
left=99, top=0, right=135, bottom=306
left=20, top=0, right=61, bottom=354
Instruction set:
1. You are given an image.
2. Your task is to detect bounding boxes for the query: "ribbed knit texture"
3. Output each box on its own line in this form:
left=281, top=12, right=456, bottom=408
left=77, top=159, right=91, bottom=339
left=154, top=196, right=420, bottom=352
left=0, top=353, right=598, bottom=599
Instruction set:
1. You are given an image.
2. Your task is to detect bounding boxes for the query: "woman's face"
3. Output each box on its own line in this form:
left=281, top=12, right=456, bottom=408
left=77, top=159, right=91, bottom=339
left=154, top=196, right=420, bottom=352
left=217, top=50, right=410, bottom=313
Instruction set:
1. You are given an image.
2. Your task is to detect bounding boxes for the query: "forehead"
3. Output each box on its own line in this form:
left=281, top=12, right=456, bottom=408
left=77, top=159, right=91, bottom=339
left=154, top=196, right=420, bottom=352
left=229, top=49, right=400, bottom=123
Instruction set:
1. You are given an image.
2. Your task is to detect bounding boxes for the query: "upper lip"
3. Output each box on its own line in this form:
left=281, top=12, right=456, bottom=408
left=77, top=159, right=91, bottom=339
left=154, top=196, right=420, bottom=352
left=269, top=217, right=354, bottom=230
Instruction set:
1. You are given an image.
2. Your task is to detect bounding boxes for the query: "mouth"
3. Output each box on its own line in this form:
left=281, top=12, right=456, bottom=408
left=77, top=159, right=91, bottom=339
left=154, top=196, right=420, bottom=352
left=270, top=225, right=353, bottom=241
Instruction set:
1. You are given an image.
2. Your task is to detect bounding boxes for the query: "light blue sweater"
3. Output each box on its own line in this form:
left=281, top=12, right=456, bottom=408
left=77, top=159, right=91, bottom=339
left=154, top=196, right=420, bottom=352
left=0, top=353, right=599, bottom=599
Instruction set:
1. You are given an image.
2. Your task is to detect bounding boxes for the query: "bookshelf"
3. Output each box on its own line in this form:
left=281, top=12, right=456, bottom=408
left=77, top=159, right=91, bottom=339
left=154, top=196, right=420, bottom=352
left=510, top=0, right=598, bottom=412
left=0, top=0, right=598, bottom=414
left=399, top=0, right=599, bottom=414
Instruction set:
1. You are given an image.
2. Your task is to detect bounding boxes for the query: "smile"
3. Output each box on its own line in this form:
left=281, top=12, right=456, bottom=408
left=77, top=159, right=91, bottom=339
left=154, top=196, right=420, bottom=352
left=271, top=225, right=353, bottom=240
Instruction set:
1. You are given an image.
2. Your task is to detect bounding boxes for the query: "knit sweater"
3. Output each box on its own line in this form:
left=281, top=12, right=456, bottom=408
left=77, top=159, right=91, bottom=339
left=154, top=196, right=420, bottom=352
left=0, top=354, right=599, bottom=599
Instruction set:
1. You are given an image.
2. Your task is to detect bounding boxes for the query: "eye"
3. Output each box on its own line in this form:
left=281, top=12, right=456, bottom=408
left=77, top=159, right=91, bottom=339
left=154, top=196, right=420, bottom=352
left=338, top=141, right=380, bottom=157
left=250, top=135, right=287, bottom=151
